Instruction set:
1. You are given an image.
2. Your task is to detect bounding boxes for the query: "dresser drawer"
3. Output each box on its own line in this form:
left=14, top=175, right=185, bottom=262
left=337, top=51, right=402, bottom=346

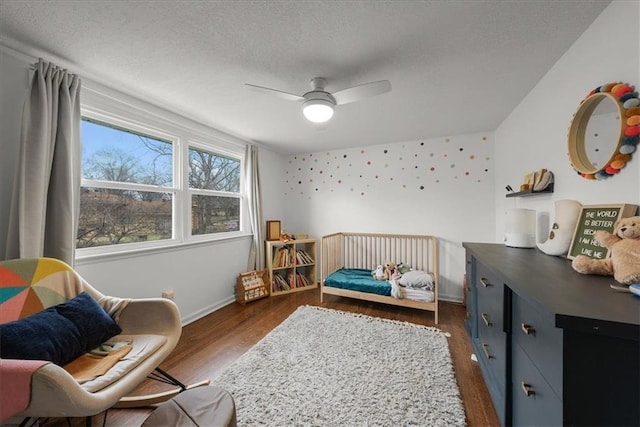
left=476, top=332, right=507, bottom=390
left=465, top=253, right=476, bottom=337
left=512, top=293, right=563, bottom=397
left=512, top=343, right=562, bottom=427
left=475, top=263, right=503, bottom=317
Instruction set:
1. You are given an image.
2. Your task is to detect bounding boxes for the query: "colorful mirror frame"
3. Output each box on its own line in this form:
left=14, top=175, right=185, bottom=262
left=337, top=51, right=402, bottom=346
left=568, top=82, right=640, bottom=179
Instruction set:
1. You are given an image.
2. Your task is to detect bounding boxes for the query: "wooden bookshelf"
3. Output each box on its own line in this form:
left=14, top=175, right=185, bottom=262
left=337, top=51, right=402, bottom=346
left=265, top=238, right=317, bottom=296
left=236, top=269, right=269, bottom=304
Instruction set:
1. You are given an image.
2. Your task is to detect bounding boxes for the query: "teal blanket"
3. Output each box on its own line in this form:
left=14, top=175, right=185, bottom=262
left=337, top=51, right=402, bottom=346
left=324, top=268, right=391, bottom=296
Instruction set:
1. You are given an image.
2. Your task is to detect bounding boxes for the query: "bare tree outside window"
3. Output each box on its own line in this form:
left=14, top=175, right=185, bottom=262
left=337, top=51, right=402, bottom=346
left=189, top=147, right=241, bottom=235
left=77, top=118, right=242, bottom=250
left=78, top=119, right=174, bottom=248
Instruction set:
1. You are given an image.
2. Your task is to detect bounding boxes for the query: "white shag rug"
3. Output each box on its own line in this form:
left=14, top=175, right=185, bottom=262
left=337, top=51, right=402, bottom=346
left=214, top=305, right=466, bottom=426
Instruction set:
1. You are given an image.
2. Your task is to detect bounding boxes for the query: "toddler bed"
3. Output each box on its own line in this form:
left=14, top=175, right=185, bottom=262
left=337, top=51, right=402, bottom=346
left=321, top=232, right=439, bottom=323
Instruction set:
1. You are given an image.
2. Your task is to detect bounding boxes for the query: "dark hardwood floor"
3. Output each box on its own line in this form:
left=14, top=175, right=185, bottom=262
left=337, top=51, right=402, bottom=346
left=42, top=288, right=499, bottom=426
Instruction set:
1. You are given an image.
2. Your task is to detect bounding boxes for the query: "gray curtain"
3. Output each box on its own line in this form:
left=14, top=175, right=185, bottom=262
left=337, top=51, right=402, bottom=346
left=245, top=144, right=265, bottom=271
left=5, top=59, right=82, bottom=265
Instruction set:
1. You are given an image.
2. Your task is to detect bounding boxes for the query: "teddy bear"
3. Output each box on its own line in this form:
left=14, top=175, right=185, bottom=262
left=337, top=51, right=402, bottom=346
left=372, top=265, right=386, bottom=281
left=572, top=216, right=640, bottom=285
left=383, top=262, right=397, bottom=281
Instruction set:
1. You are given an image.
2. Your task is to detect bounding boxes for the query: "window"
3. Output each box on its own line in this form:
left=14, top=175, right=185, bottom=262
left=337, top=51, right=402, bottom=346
left=188, top=146, right=241, bottom=236
left=79, top=118, right=175, bottom=249
left=78, top=109, right=245, bottom=254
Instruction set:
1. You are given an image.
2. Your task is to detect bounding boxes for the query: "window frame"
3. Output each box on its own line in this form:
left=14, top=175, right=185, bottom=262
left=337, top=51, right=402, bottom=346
left=77, top=87, right=247, bottom=259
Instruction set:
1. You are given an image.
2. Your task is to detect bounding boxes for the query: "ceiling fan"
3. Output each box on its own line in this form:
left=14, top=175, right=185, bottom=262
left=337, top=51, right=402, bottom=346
left=245, top=77, right=392, bottom=123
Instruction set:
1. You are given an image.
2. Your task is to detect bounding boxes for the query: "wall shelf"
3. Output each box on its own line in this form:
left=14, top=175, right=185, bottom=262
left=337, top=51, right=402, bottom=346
left=506, top=183, right=554, bottom=198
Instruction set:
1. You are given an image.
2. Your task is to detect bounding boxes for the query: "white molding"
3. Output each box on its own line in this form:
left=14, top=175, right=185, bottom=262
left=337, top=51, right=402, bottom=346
left=181, top=297, right=236, bottom=326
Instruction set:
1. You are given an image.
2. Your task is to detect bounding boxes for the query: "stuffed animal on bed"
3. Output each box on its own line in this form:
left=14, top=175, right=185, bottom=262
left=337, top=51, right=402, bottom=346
left=372, top=265, right=386, bottom=280
left=571, top=216, right=640, bottom=285
left=384, top=262, right=397, bottom=280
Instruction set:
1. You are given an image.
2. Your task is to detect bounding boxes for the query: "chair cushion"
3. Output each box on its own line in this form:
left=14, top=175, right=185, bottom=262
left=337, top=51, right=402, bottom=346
left=80, top=333, right=167, bottom=393
left=0, top=292, right=122, bottom=366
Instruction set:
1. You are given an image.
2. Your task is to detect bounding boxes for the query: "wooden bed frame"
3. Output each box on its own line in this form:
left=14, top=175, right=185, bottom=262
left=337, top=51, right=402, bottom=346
left=321, top=232, right=439, bottom=323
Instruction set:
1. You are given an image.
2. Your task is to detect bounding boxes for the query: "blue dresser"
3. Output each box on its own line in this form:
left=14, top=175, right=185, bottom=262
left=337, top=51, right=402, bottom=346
left=464, top=243, right=639, bottom=427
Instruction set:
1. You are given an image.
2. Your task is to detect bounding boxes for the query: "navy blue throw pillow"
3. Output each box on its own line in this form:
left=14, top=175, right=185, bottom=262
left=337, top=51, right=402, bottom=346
left=0, top=292, right=122, bottom=366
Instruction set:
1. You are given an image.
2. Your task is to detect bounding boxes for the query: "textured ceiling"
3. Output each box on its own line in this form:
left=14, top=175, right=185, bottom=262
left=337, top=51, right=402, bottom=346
left=0, top=1, right=611, bottom=155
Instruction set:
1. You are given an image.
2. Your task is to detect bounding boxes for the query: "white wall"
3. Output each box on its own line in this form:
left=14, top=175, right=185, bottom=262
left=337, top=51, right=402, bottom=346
left=0, top=45, right=286, bottom=324
left=494, top=0, right=640, bottom=241
left=282, top=132, right=496, bottom=302
left=2, top=0, right=636, bottom=315
left=0, top=49, right=30, bottom=261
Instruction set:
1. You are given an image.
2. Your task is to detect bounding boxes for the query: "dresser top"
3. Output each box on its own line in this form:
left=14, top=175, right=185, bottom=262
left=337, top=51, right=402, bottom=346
left=464, top=243, right=640, bottom=332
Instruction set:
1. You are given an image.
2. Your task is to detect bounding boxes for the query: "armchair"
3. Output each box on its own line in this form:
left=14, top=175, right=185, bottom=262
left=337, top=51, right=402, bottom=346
left=0, top=257, right=207, bottom=423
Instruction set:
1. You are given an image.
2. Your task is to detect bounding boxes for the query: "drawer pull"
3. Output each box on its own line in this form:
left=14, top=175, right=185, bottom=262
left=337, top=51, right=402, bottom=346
left=521, top=382, right=536, bottom=397
left=480, top=277, right=491, bottom=287
left=521, top=323, right=536, bottom=335
left=481, top=343, right=493, bottom=359
left=481, top=312, right=492, bottom=327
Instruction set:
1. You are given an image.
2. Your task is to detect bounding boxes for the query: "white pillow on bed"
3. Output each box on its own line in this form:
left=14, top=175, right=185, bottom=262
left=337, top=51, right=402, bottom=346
left=398, top=270, right=434, bottom=289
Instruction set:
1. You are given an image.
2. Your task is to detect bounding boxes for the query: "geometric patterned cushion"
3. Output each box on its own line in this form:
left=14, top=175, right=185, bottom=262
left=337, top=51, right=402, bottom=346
left=0, top=258, right=87, bottom=324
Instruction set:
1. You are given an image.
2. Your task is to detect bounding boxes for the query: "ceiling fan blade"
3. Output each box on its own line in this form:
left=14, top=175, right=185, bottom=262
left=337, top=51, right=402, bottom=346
left=332, top=80, right=392, bottom=105
left=244, top=83, right=305, bottom=102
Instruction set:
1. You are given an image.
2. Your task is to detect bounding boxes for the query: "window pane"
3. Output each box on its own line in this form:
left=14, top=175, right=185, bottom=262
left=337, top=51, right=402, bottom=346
left=82, top=118, right=173, bottom=186
left=191, top=195, right=240, bottom=235
left=77, top=188, right=173, bottom=248
left=189, top=147, right=240, bottom=192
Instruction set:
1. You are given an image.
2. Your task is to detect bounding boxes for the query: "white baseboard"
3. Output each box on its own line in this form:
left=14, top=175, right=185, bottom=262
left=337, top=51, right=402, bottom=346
left=438, top=293, right=463, bottom=304
left=181, top=296, right=235, bottom=326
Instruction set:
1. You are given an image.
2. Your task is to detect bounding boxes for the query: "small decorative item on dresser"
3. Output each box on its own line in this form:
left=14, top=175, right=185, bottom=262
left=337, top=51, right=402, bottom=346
left=236, top=269, right=269, bottom=304
left=266, top=220, right=281, bottom=241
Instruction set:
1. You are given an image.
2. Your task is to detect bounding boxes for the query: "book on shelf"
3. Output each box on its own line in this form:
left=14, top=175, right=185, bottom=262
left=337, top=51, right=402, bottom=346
left=287, top=273, right=311, bottom=289
left=272, top=272, right=290, bottom=292
left=272, top=247, right=292, bottom=268
left=294, top=249, right=314, bottom=265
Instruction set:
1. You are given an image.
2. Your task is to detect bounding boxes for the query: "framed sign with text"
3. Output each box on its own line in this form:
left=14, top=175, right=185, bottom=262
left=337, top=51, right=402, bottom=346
left=567, top=204, right=638, bottom=260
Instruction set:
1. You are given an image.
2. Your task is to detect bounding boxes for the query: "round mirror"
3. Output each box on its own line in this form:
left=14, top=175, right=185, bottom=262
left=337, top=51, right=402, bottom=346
left=568, top=82, right=640, bottom=180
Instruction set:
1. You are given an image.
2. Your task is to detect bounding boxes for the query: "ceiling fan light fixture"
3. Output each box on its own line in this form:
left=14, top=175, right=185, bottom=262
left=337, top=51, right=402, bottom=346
left=303, top=98, right=334, bottom=123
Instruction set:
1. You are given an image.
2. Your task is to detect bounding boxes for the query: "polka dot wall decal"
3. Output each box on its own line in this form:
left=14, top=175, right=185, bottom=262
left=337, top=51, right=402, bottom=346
left=470, top=155, right=475, bottom=159
left=445, top=138, right=450, bottom=142
left=367, top=161, right=371, bottom=165
left=430, top=167, right=435, bottom=171
left=361, top=150, right=365, bottom=154
left=420, top=186, right=424, bottom=190
left=343, top=154, right=347, bottom=158
left=430, top=153, right=434, bottom=157
left=420, top=142, right=424, bottom=146
left=482, top=136, right=487, bottom=141
left=298, top=181, right=302, bottom=184
left=465, top=172, right=470, bottom=175
left=384, top=149, right=388, bottom=153
left=450, top=164, right=455, bottom=168
left=459, top=148, right=463, bottom=151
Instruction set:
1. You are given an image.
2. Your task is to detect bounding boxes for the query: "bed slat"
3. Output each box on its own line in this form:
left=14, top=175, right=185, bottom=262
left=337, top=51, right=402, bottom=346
left=321, top=232, right=439, bottom=323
